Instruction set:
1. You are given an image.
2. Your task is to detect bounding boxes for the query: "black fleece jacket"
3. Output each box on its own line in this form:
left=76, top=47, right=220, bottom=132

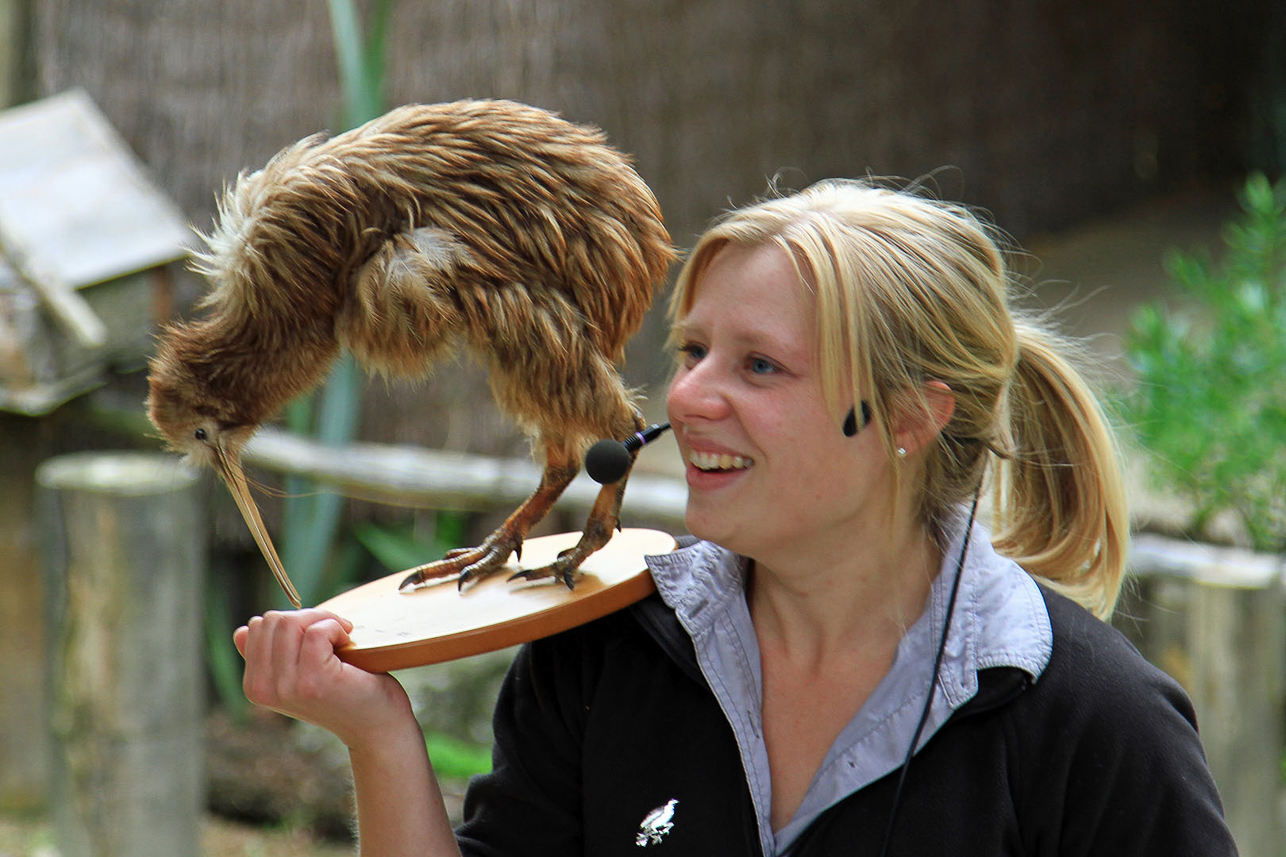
left=455, top=586, right=1236, bottom=856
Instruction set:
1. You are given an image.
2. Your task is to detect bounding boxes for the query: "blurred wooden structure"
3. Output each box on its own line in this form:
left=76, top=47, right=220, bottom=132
left=0, top=88, right=189, bottom=415
left=0, top=88, right=188, bottom=813
left=0, top=412, right=51, bottom=813
left=243, top=426, right=688, bottom=530
left=37, top=452, right=205, bottom=857
left=1117, top=535, right=1284, bottom=857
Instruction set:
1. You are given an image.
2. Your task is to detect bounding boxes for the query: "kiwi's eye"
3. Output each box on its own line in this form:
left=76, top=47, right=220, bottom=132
left=194, top=428, right=208, bottom=442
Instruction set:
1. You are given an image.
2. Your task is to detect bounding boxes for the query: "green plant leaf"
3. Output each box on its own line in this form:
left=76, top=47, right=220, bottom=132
left=424, top=730, right=493, bottom=780
left=353, top=520, right=433, bottom=572
left=1122, top=173, right=1286, bottom=551
left=353, top=512, right=471, bottom=573
left=205, top=573, right=250, bottom=725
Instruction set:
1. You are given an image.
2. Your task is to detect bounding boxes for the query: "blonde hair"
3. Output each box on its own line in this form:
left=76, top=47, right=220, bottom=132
left=669, top=179, right=1128, bottom=618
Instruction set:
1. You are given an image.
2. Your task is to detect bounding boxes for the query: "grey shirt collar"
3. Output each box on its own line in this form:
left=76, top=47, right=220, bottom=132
left=645, top=510, right=1053, bottom=856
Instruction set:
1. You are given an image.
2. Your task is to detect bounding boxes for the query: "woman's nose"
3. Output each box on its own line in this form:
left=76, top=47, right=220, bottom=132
left=667, top=360, right=731, bottom=424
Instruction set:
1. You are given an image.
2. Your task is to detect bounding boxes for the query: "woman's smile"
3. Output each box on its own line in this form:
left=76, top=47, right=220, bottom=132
left=687, top=449, right=755, bottom=472
left=683, top=441, right=756, bottom=492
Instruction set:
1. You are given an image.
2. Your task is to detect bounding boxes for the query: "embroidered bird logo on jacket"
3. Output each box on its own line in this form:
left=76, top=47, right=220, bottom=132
left=636, top=798, right=678, bottom=847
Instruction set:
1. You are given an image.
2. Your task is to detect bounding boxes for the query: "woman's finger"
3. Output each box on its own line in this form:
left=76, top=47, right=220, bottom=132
left=283, top=608, right=355, bottom=633
left=240, top=613, right=285, bottom=707
left=298, top=615, right=353, bottom=671
left=288, top=617, right=356, bottom=705
left=235, top=609, right=353, bottom=656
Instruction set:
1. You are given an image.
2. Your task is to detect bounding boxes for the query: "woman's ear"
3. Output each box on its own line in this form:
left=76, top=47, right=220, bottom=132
left=893, top=380, right=955, bottom=455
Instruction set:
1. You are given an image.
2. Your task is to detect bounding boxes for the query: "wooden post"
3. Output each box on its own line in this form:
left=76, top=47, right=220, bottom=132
left=1117, top=534, right=1284, bottom=857
left=0, top=413, right=51, bottom=811
left=37, top=452, right=205, bottom=857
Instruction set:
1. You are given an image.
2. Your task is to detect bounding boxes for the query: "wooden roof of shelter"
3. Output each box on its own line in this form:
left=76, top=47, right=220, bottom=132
left=0, top=88, right=191, bottom=347
left=0, top=89, right=191, bottom=414
left=0, top=88, right=192, bottom=285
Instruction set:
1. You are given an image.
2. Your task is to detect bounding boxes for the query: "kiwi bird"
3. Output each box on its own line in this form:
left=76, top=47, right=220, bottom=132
left=147, top=99, right=675, bottom=608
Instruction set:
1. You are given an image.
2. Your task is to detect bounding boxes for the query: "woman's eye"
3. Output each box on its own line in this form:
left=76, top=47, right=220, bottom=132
left=677, top=342, right=707, bottom=365
left=748, top=356, right=779, bottom=375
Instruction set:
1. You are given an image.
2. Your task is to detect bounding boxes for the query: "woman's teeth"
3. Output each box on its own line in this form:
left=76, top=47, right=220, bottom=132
left=689, top=450, right=754, bottom=471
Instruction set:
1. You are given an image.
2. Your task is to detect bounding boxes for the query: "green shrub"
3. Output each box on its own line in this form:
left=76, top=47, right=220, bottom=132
left=424, top=729, right=493, bottom=780
left=1122, top=173, right=1286, bottom=552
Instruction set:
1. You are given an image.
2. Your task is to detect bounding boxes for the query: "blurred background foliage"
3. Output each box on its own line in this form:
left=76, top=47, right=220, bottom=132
left=1122, top=173, right=1286, bottom=552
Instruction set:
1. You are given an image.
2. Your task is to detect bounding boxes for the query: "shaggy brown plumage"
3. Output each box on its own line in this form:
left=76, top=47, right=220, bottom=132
left=147, top=99, right=675, bottom=606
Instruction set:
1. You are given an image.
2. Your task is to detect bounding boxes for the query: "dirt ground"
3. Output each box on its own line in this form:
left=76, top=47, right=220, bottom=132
left=0, top=816, right=354, bottom=857
left=0, top=707, right=464, bottom=857
left=201, top=819, right=354, bottom=857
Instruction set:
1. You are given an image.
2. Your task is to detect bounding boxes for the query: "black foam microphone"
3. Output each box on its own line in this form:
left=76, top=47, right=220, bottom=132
left=843, top=401, right=874, bottom=437
left=585, top=422, right=672, bottom=484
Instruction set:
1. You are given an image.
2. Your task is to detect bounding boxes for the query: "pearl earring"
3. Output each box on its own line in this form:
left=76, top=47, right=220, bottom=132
left=896, top=446, right=908, bottom=458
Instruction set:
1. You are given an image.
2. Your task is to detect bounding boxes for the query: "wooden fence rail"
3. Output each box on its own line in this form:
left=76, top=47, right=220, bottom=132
left=242, top=426, right=690, bottom=527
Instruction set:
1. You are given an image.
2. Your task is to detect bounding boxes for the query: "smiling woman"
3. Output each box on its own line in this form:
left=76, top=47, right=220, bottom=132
left=235, top=178, right=1237, bottom=857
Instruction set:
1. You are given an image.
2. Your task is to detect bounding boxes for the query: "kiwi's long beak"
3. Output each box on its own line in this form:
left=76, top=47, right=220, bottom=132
left=215, top=451, right=302, bottom=609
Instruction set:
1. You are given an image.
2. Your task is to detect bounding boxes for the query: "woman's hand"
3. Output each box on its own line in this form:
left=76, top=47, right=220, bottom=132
left=235, top=610, right=463, bottom=856
left=233, top=609, right=413, bottom=750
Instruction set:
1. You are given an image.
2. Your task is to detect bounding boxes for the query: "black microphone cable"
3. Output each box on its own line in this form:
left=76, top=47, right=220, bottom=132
left=585, top=417, right=980, bottom=856
left=877, top=488, right=980, bottom=857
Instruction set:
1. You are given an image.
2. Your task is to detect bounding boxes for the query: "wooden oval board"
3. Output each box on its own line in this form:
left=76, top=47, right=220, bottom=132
left=318, top=528, right=676, bottom=672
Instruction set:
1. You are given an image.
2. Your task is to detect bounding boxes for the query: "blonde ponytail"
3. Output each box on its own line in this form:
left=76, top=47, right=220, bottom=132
left=990, top=320, right=1129, bottom=618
